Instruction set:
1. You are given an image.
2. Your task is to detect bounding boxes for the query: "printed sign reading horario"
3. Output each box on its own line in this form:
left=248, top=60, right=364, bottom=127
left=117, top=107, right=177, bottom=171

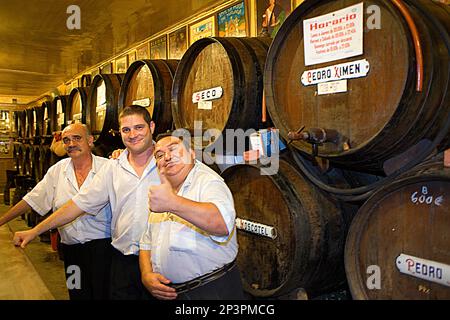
left=303, top=2, right=364, bottom=66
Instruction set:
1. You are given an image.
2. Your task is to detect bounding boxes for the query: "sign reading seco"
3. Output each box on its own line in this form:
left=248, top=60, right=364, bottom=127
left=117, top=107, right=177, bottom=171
left=192, top=87, right=223, bottom=103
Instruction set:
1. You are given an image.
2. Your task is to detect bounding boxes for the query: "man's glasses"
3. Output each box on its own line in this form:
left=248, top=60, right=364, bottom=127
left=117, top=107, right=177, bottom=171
left=62, top=135, right=83, bottom=144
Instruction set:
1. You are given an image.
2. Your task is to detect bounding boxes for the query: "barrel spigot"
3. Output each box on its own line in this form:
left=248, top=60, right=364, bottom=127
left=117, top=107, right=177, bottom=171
left=287, top=127, right=341, bottom=157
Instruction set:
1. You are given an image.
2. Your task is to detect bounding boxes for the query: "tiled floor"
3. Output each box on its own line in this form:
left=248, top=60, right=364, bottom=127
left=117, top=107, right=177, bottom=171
left=0, top=204, right=69, bottom=300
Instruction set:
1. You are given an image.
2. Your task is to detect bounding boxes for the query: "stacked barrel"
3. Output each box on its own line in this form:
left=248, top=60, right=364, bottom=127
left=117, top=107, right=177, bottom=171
left=6, top=0, right=449, bottom=300
left=259, top=0, right=450, bottom=300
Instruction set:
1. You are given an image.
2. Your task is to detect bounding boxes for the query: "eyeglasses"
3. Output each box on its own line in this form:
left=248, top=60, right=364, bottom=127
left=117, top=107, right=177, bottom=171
left=62, top=135, right=83, bottom=144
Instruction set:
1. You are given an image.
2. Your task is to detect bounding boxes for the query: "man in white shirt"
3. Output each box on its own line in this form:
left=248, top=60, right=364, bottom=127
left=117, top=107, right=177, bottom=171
left=139, top=133, right=244, bottom=300
left=1, top=123, right=112, bottom=300
left=13, top=105, right=160, bottom=300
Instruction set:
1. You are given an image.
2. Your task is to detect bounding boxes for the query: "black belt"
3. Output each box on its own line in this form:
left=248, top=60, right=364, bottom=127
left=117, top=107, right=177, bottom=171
left=170, top=260, right=236, bottom=294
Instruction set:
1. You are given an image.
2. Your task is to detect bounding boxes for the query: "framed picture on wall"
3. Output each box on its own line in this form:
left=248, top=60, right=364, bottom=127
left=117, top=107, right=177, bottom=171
left=100, top=62, right=113, bottom=74
left=128, top=50, right=137, bottom=65
left=136, top=42, right=150, bottom=60
left=256, top=0, right=293, bottom=37
left=189, top=15, right=216, bottom=45
left=218, top=1, right=248, bottom=37
left=150, top=35, right=167, bottom=59
left=91, top=68, right=100, bottom=78
left=115, top=55, right=128, bottom=73
left=168, top=26, right=188, bottom=60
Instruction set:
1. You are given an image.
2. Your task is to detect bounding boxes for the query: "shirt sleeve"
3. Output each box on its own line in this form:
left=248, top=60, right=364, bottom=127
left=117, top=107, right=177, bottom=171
left=72, top=160, right=112, bottom=215
left=23, top=165, right=57, bottom=216
left=139, top=215, right=152, bottom=251
left=200, top=179, right=236, bottom=243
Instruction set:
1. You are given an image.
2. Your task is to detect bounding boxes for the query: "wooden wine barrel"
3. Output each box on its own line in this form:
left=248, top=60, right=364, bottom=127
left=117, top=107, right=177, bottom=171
left=67, top=87, right=88, bottom=125
left=33, top=105, right=44, bottom=143
left=81, top=74, right=92, bottom=87
left=52, top=95, right=68, bottom=132
left=222, top=158, right=353, bottom=297
left=345, top=155, right=450, bottom=299
left=86, top=73, right=124, bottom=152
left=265, top=0, right=450, bottom=173
left=12, top=143, right=21, bottom=172
left=41, top=101, right=53, bottom=143
left=22, top=144, right=33, bottom=177
left=172, top=37, right=272, bottom=150
left=25, top=108, right=35, bottom=142
left=32, top=145, right=42, bottom=182
left=39, top=145, right=52, bottom=177
left=11, top=111, right=19, bottom=138
left=118, top=59, right=178, bottom=136
left=17, top=110, right=27, bottom=140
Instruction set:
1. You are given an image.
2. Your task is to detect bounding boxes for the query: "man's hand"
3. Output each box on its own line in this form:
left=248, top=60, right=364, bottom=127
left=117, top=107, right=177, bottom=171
left=13, top=229, right=38, bottom=248
left=149, top=171, right=177, bottom=213
left=109, top=149, right=124, bottom=159
left=141, top=271, right=177, bottom=300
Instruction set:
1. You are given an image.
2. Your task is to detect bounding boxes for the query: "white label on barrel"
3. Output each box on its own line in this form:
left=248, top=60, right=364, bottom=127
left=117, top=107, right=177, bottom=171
left=396, top=254, right=450, bottom=287
left=318, top=79, right=347, bottom=95
left=235, top=218, right=277, bottom=240
left=301, top=59, right=370, bottom=86
left=303, top=2, right=364, bottom=66
left=97, top=83, right=106, bottom=106
left=57, top=100, right=62, bottom=114
left=96, top=105, right=107, bottom=113
left=192, top=87, right=223, bottom=103
left=57, top=113, right=64, bottom=126
left=73, top=113, right=82, bottom=123
left=133, top=98, right=151, bottom=107
left=198, top=100, right=212, bottom=110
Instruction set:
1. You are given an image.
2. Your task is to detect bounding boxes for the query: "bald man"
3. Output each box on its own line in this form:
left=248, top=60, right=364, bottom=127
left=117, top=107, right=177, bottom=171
left=0, top=123, right=112, bottom=300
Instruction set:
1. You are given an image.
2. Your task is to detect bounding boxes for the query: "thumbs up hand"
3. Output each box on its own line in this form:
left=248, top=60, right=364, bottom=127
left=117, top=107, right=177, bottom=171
left=149, top=169, right=177, bottom=213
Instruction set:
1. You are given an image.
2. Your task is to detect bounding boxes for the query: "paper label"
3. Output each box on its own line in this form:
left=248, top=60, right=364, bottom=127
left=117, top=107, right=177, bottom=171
left=73, top=113, right=82, bottom=123
left=57, top=100, right=62, bottom=114
left=133, top=98, right=151, bottom=107
left=318, top=80, right=348, bottom=95
left=303, top=2, right=364, bottom=66
left=97, top=82, right=106, bottom=107
left=198, top=100, right=212, bottom=110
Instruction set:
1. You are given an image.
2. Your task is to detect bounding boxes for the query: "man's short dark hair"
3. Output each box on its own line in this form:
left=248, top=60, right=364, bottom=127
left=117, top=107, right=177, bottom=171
left=119, top=105, right=152, bottom=127
left=155, top=130, right=191, bottom=151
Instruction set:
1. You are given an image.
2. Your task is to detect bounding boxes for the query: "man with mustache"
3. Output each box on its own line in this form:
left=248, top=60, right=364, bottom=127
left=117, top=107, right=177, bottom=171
left=13, top=105, right=160, bottom=300
left=139, top=133, right=244, bottom=300
left=0, top=123, right=112, bottom=300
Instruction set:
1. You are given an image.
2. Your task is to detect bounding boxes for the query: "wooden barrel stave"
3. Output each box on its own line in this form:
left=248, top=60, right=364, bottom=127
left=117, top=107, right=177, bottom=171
left=52, top=95, right=69, bottom=132
left=265, top=0, right=449, bottom=173
left=87, top=73, right=125, bottom=155
left=172, top=37, right=272, bottom=151
left=67, top=87, right=89, bottom=125
left=222, top=158, right=351, bottom=297
left=118, top=59, right=178, bottom=136
left=345, top=155, right=450, bottom=299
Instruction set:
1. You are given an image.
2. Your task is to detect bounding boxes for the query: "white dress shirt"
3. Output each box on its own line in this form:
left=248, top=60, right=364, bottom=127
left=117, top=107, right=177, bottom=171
left=73, top=149, right=160, bottom=255
left=139, top=160, right=238, bottom=283
left=23, top=154, right=112, bottom=245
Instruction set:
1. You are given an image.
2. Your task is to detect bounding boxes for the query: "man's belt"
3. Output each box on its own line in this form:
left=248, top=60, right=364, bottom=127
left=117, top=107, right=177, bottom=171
left=170, top=260, right=236, bottom=294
